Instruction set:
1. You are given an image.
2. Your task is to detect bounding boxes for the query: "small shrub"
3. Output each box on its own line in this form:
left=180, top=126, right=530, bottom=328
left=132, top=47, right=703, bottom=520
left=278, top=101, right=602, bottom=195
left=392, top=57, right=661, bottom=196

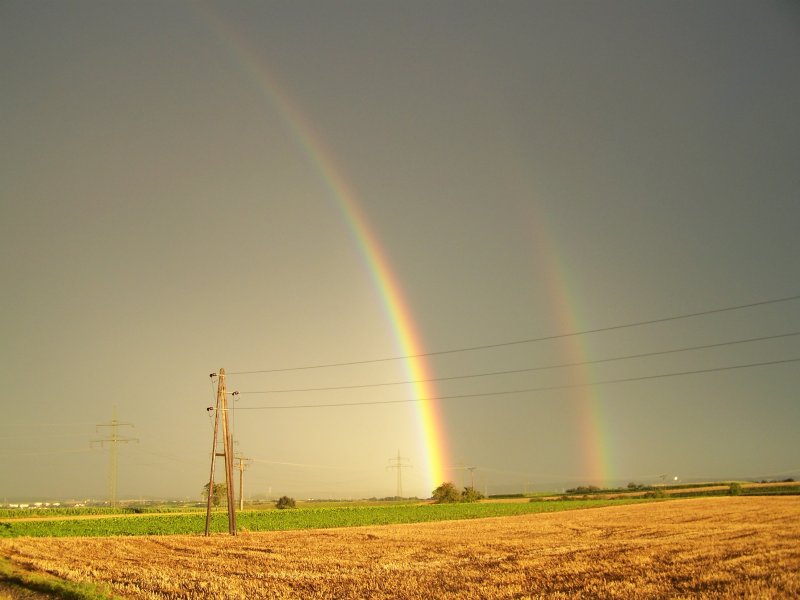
left=643, top=489, right=666, bottom=499
left=461, top=487, right=484, bottom=503
left=276, top=496, right=296, bottom=509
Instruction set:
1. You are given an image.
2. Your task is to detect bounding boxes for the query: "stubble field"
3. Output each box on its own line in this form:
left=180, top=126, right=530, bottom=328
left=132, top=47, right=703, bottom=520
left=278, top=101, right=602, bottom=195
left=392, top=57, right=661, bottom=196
left=1, top=497, right=798, bottom=599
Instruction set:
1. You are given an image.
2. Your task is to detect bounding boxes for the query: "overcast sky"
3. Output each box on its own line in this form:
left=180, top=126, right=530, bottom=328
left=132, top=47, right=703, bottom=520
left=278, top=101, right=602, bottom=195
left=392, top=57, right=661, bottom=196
left=2, top=1, right=799, bottom=502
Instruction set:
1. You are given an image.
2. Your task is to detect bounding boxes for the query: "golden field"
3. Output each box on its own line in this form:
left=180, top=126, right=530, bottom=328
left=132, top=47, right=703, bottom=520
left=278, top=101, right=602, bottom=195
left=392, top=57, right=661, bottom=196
left=2, top=497, right=799, bottom=599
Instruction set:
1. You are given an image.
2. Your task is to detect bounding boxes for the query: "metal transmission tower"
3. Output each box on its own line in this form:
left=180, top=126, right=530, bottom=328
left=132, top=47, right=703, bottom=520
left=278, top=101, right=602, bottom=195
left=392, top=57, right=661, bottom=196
left=387, top=450, right=411, bottom=499
left=205, top=369, right=237, bottom=536
left=92, top=408, right=137, bottom=507
left=235, top=455, right=251, bottom=511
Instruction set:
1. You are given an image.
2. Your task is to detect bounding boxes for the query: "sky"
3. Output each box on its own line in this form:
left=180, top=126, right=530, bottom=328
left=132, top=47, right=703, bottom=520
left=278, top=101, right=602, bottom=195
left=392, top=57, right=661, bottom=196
left=2, top=1, right=799, bottom=503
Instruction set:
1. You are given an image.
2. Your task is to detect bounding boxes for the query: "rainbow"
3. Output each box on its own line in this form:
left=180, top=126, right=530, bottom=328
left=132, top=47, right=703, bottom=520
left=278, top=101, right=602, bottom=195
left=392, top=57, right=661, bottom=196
left=523, top=206, right=613, bottom=485
left=196, top=5, right=450, bottom=492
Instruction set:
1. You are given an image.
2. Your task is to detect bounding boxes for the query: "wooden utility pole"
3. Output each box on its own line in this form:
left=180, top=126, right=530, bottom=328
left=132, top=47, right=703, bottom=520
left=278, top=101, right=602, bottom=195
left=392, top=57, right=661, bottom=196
left=205, top=368, right=237, bottom=536
left=92, top=407, right=137, bottom=507
left=466, top=466, right=477, bottom=490
left=235, top=455, right=251, bottom=511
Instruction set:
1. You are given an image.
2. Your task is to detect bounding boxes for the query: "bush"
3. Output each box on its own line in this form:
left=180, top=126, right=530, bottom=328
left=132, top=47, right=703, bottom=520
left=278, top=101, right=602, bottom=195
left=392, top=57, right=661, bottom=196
left=729, top=482, right=743, bottom=496
left=462, top=487, right=484, bottom=503
left=565, top=485, right=601, bottom=494
left=275, top=496, right=296, bottom=509
left=643, top=489, right=666, bottom=499
left=432, top=482, right=461, bottom=504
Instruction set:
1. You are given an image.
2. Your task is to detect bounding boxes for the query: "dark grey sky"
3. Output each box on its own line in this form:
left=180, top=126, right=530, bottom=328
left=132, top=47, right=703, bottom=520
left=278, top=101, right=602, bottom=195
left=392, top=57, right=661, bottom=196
left=2, top=1, right=799, bottom=501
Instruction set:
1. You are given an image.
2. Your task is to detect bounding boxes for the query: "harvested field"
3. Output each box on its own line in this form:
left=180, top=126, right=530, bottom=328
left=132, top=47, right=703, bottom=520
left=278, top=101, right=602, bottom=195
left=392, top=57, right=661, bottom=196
left=1, top=497, right=798, bottom=599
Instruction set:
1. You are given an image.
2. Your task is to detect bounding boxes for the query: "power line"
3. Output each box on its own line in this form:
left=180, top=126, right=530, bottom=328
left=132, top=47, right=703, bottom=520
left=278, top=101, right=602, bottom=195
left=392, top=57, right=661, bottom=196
left=229, top=294, right=800, bottom=375
left=249, top=458, right=354, bottom=471
left=0, top=423, right=97, bottom=429
left=225, top=357, right=800, bottom=410
left=128, top=447, right=207, bottom=468
left=235, top=331, right=800, bottom=395
left=0, top=447, right=94, bottom=458
left=0, top=433, right=90, bottom=440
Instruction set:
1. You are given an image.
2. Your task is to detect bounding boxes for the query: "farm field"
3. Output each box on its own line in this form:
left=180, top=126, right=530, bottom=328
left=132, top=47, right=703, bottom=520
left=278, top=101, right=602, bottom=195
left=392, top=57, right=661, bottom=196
left=0, top=500, right=637, bottom=538
left=1, top=497, right=798, bottom=599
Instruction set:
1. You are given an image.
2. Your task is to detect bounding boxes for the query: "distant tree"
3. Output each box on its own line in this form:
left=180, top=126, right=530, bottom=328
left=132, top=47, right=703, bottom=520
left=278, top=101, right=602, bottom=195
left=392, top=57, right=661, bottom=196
left=461, top=486, right=484, bottom=503
left=202, top=482, right=227, bottom=507
left=276, top=496, right=296, bottom=509
left=566, top=485, right=601, bottom=495
left=432, top=482, right=462, bottom=504
left=729, top=482, right=743, bottom=496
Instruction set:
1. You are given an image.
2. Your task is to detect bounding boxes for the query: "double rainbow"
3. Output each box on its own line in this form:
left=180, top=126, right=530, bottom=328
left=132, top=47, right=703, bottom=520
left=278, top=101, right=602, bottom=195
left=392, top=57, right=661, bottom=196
left=197, top=6, right=450, bottom=492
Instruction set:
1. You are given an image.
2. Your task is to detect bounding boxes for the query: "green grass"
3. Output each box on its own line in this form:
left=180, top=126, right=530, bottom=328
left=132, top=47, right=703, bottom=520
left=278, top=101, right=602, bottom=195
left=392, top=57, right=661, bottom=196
left=743, top=485, right=800, bottom=495
left=0, top=506, right=203, bottom=520
left=558, top=481, right=800, bottom=499
left=665, top=484, right=800, bottom=498
left=0, top=499, right=644, bottom=538
left=0, top=556, right=117, bottom=599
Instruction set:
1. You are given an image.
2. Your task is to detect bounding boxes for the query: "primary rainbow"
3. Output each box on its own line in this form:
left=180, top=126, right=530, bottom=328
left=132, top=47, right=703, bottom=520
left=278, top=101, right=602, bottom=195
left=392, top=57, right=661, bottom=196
left=197, top=5, right=450, bottom=492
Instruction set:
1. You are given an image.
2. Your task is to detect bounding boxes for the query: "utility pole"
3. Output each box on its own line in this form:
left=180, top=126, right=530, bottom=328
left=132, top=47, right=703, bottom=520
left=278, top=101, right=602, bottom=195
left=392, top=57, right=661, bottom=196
left=235, top=455, right=251, bottom=511
left=386, top=450, right=411, bottom=499
left=92, top=407, right=137, bottom=507
left=466, top=466, right=477, bottom=490
left=205, top=368, right=237, bottom=536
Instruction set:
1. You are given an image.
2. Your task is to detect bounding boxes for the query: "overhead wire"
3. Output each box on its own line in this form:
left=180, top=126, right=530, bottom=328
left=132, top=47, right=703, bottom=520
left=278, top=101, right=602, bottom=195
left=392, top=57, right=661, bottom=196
left=234, top=331, right=800, bottom=395
left=225, top=356, right=800, bottom=410
left=0, top=447, right=95, bottom=458
left=229, top=293, right=800, bottom=375
left=0, top=433, right=90, bottom=440
left=249, top=458, right=354, bottom=471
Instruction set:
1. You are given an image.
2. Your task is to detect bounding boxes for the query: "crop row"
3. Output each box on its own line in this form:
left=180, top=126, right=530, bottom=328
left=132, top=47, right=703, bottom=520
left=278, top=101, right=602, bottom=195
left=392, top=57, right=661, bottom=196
left=0, top=499, right=642, bottom=538
left=0, top=506, right=203, bottom=520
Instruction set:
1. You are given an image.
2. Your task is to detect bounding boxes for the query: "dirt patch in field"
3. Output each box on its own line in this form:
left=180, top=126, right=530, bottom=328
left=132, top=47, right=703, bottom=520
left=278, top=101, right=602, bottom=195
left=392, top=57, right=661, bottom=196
left=1, top=497, right=798, bottom=599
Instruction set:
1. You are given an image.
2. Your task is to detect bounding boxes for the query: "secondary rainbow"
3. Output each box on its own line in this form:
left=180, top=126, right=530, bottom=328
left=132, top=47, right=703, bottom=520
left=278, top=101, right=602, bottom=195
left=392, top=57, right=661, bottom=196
left=524, top=207, right=613, bottom=485
left=197, top=5, right=450, bottom=492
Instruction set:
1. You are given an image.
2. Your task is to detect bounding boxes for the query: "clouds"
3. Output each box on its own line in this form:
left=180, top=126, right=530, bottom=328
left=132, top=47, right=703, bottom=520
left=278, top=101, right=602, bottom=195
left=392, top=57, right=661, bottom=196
left=1, top=1, right=798, bottom=500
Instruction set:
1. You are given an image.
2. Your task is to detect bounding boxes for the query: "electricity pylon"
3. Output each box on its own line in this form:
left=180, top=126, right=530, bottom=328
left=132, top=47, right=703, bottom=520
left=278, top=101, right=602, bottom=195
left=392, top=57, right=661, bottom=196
left=205, top=368, right=237, bottom=536
left=92, top=407, right=137, bottom=507
left=387, top=450, right=411, bottom=499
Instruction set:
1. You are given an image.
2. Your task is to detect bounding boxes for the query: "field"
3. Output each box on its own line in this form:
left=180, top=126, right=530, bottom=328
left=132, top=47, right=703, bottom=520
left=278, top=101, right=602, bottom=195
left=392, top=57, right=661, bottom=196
left=1, top=496, right=798, bottom=599
left=0, top=500, right=636, bottom=539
